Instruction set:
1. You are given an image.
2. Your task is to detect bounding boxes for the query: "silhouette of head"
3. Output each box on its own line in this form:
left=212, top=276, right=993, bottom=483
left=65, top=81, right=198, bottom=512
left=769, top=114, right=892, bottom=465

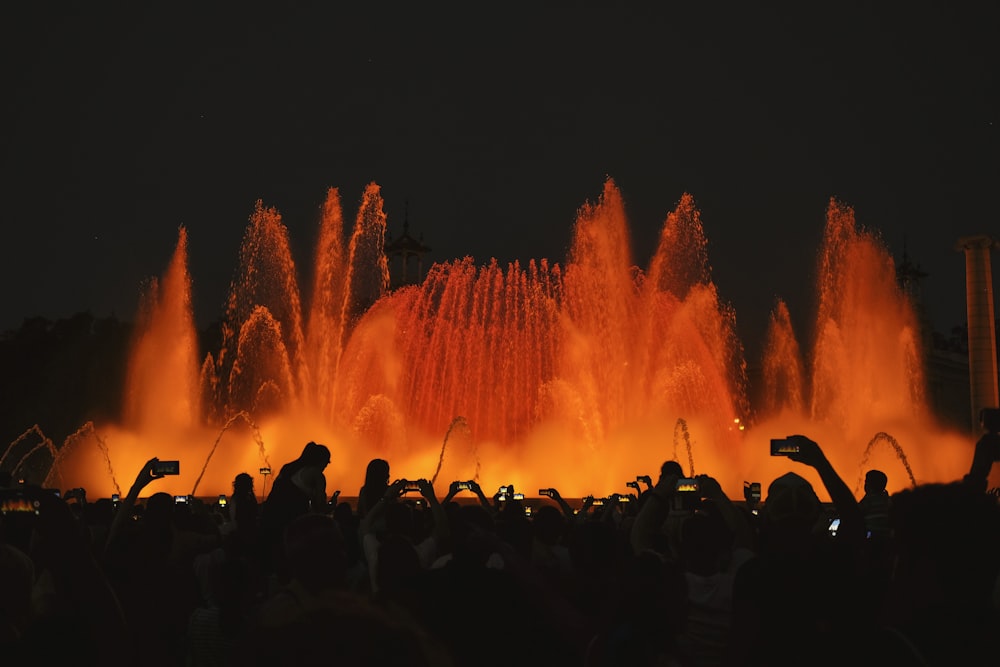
left=233, top=472, right=254, bottom=494
left=762, top=472, right=823, bottom=538
left=364, top=458, right=390, bottom=488
left=300, top=441, right=331, bottom=468
left=864, top=469, right=888, bottom=494
left=661, top=460, right=684, bottom=479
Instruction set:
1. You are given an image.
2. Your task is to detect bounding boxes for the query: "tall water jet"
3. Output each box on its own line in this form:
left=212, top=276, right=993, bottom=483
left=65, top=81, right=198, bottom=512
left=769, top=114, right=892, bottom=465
left=305, top=187, right=349, bottom=420
left=811, top=198, right=925, bottom=429
left=340, top=182, right=390, bottom=325
left=216, top=201, right=308, bottom=416
left=639, top=192, right=747, bottom=435
left=123, top=226, right=200, bottom=431
left=760, top=298, right=805, bottom=416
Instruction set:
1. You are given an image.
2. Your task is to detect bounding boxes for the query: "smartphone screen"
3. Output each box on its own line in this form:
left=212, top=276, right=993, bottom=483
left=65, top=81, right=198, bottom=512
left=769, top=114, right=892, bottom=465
left=154, top=460, right=180, bottom=475
left=770, top=439, right=800, bottom=456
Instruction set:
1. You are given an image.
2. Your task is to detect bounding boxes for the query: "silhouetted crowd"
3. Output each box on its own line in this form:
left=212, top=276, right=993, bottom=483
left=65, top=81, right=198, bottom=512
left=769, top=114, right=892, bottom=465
left=2, top=431, right=999, bottom=667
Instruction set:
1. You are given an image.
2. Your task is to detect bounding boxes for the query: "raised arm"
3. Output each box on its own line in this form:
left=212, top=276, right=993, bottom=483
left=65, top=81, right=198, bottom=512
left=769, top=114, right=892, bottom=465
left=630, top=472, right=677, bottom=556
left=544, top=487, right=577, bottom=521
left=360, top=478, right=406, bottom=537
left=786, top=434, right=864, bottom=538
left=102, top=457, right=164, bottom=555
left=467, top=480, right=495, bottom=513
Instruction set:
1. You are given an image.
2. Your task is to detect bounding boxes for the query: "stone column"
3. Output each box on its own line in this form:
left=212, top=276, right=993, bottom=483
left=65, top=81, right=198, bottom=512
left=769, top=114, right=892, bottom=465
left=956, top=235, right=999, bottom=432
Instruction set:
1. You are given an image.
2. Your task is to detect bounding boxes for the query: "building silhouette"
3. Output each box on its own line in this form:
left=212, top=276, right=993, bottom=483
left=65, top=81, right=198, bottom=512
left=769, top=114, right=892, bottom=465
left=384, top=202, right=432, bottom=290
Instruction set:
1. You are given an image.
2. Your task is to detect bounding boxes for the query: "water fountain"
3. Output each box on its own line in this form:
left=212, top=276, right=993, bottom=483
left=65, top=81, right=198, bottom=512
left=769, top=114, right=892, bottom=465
left=5, top=179, right=981, bottom=500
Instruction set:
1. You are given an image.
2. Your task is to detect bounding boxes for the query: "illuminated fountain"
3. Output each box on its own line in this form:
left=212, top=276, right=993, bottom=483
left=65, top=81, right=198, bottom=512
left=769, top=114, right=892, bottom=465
left=5, top=179, right=980, bottom=500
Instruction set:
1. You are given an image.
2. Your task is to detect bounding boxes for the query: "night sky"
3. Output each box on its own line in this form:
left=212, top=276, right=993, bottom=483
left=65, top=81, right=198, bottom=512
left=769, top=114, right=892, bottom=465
left=1, top=2, right=996, bottom=362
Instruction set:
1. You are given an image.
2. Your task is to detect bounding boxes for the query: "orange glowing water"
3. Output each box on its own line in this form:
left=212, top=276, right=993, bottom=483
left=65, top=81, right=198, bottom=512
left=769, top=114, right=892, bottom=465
left=17, top=179, right=980, bottom=501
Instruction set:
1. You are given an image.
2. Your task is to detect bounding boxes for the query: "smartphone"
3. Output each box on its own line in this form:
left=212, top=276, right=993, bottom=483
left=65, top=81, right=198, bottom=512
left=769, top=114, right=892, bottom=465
left=626, top=480, right=640, bottom=491
left=538, top=488, right=553, bottom=497
left=637, top=475, right=652, bottom=485
left=524, top=505, right=533, bottom=517
left=259, top=466, right=272, bottom=475
left=217, top=494, right=228, bottom=507
left=456, top=481, right=472, bottom=491
left=498, top=485, right=510, bottom=496
left=770, top=438, right=800, bottom=456
left=111, top=492, right=120, bottom=504
left=512, top=492, right=525, bottom=501
left=403, top=480, right=421, bottom=493
left=828, top=518, right=841, bottom=536
left=0, top=489, right=39, bottom=515
left=174, top=495, right=189, bottom=505
left=676, top=478, right=700, bottom=493
left=153, top=460, right=180, bottom=475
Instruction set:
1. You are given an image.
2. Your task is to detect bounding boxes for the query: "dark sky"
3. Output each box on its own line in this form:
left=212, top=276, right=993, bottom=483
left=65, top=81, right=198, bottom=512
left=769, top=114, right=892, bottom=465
left=1, top=2, right=996, bottom=361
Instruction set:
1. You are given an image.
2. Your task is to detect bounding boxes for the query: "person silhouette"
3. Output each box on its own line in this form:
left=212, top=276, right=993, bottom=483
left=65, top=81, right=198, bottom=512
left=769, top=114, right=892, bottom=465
left=259, top=442, right=332, bottom=579
left=858, top=469, right=890, bottom=539
left=357, top=458, right=390, bottom=519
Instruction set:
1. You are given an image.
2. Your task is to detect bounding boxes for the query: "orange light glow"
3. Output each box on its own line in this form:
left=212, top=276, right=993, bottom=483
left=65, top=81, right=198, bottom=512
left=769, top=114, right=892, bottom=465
left=12, top=182, right=983, bottom=502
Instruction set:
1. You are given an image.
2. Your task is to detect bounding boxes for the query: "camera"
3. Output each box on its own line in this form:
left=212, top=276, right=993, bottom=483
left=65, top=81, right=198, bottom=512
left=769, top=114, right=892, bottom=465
left=153, top=460, right=180, bottom=476
left=770, top=438, right=800, bottom=456
left=981, top=408, right=1000, bottom=434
